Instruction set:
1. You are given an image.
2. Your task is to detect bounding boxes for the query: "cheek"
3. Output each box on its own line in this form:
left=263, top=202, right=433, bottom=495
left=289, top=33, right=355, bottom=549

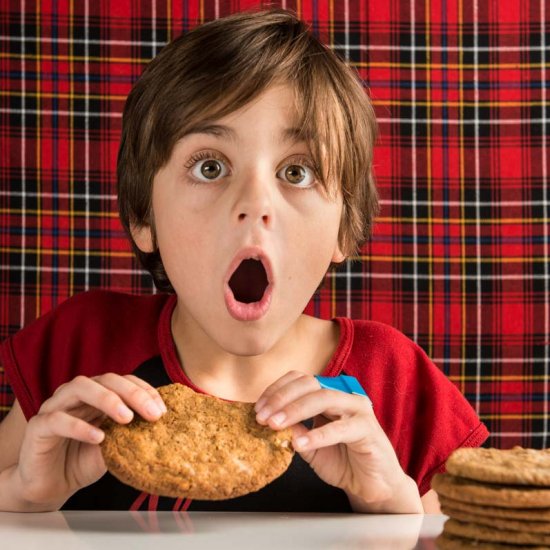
left=153, top=194, right=209, bottom=269
left=303, top=197, right=342, bottom=242
left=288, top=199, right=342, bottom=263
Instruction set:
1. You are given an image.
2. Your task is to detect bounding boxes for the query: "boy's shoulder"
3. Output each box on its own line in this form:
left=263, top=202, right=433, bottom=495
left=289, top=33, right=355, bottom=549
left=13, top=289, right=172, bottom=346
left=47, top=288, right=170, bottom=320
left=12, top=288, right=172, bottom=356
left=2, top=290, right=173, bottom=418
left=345, top=317, right=431, bottom=363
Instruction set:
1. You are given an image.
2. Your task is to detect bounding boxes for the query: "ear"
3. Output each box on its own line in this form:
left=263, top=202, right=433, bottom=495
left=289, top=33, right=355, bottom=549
left=331, top=242, right=346, bottom=264
left=131, top=224, right=155, bottom=253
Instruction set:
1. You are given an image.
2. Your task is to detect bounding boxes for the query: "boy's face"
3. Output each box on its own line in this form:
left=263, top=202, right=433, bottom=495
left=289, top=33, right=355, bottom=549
left=134, top=84, right=345, bottom=355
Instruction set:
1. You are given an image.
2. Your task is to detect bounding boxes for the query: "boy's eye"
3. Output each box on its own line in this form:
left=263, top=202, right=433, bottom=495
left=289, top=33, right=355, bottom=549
left=185, top=152, right=229, bottom=182
left=197, top=159, right=224, bottom=180
left=278, top=162, right=317, bottom=188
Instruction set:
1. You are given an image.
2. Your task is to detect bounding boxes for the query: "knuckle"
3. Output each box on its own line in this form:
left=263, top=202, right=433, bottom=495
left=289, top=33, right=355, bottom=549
left=52, top=382, right=66, bottom=395
left=72, top=374, right=89, bottom=386
left=127, top=384, right=147, bottom=404
left=100, top=372, right=119, bottom=385
left=319, top=389, right=336, bottom=400
left=104, top=392, right=124, bottom=411
left=287, top=369, right=303, bottom=377
left=50, top=410, right=66, bottom=423
left=283, top=401, right=301, bottom=417
left=268, top=392, right=287, bottom=410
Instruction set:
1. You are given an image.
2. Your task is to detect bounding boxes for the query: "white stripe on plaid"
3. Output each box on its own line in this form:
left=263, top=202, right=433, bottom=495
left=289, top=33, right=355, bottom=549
left=411, top=0, right=419, bottom=342
left=541, top=0, right=549, bottom=448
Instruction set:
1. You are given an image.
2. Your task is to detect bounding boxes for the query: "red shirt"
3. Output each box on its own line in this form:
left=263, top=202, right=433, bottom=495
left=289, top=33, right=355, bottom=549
left=1, top=290, right=488, bottom=510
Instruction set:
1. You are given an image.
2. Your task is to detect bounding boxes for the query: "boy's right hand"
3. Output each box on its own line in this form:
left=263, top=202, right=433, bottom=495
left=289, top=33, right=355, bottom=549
left=14, top=373, right=166, bottom=510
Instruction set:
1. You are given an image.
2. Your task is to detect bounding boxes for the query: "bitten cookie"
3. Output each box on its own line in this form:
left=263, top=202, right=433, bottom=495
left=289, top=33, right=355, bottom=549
left=100, top=383, right=294, bottom=499
left=445, top=446, right=550, bottom=486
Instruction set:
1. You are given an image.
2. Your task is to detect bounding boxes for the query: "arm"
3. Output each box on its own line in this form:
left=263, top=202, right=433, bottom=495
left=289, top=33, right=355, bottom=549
left=0, top=400, right=46, bottom=511
left=0, top=374, right=167, bottom=512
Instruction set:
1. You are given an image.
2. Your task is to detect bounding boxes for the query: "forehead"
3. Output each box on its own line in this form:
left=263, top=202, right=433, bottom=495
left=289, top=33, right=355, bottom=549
left=179, top=122, right=314, bottom=147
left=176, top=83, right=316, bottom=144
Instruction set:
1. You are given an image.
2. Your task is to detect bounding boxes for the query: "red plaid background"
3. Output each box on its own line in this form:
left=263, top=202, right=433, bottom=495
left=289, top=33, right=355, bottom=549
left=1, top=0, right=549, bottom=449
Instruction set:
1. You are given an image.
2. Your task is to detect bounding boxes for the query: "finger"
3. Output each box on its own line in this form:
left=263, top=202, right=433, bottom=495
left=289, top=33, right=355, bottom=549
left=28, top=410, right=105, bottom=446
left=292, top=416, right=366, bottom=453
left=255, top=370, right=307, bottom=412
left=93, top=373, right=168, bottom=420
left=122, top=375, right=167, bottom=412
left=255, top=374, right=321, bottom=424
left=41, top=374, right=165, bottom=424
left=262, top=389, right=371, bottom=430
left=41, top=376, right=132, bottom=422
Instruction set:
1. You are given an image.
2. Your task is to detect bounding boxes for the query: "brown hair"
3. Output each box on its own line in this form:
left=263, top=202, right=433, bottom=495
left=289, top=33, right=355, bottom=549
left=117, top=7, right=379, bottom=292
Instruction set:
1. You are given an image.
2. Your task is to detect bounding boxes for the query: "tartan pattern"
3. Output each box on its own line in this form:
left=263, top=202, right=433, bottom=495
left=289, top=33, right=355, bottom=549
left=0, top=0, right=548, bottom=449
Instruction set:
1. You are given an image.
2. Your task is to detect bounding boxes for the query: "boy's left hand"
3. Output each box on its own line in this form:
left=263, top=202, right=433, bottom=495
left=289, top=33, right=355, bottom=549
left=255, top=370, right=422, bottom=512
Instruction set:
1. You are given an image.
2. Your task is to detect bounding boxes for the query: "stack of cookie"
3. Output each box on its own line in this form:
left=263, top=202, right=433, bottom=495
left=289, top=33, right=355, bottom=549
left=432, top=447, right=550, bottom=549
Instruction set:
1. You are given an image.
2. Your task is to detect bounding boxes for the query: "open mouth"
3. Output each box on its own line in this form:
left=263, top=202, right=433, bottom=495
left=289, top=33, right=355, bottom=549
left=224, top=250, right=274, bottom=322
left=228, top=259, right=269, bottom=304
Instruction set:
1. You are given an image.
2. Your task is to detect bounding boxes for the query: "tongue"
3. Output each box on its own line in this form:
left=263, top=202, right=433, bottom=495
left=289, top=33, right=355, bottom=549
left=229, top=259, right=268, bottom=304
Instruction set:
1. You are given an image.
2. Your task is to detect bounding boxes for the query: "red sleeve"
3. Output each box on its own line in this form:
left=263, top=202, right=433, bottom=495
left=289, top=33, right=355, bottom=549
left=345, top=320, right=489, bottom=496
left=0, top=290, right=169, bottom=420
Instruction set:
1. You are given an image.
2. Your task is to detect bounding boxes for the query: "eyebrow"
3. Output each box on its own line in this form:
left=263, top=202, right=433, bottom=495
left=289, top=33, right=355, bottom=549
left=181, top=123, right=310, bottom=145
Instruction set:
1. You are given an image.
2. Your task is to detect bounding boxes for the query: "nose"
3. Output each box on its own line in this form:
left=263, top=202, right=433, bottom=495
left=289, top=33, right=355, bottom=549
left=233, top=169, right=273, bottom=229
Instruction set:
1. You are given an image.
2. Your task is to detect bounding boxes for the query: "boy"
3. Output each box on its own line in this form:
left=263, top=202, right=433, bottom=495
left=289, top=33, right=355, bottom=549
left=0, top=8, right=488, bottom=513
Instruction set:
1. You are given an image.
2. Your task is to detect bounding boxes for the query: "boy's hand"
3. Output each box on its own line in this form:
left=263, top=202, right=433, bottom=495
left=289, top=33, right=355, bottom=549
left=255, top=371, right=423, bottom=513
left=14, top=374, right=166, bottom=510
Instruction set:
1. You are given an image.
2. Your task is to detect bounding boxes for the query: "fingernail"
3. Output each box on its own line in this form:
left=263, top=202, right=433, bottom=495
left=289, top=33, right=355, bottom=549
left=117, top=405, right=133, bottom=421
left=254, top=398, right=266, bottom=412
left=90, top=428, right=104, bottom=443
left=256, top=407, right=271, bottom=422
left=145, top=400, right=163, bottom=417
left=158, top=400, right=168, bottom=413
left=270, top=412, right=286, bottom=427
left=294, top=436, right=309, bottom=450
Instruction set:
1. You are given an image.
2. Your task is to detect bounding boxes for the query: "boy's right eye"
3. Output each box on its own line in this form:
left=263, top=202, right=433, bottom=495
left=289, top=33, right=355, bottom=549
left=185, top=151, right=229, bottom=183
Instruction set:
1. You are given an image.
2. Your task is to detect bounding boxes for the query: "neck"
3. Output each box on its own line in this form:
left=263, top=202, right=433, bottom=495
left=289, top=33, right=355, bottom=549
left=170, top=304, right=339, bottom=402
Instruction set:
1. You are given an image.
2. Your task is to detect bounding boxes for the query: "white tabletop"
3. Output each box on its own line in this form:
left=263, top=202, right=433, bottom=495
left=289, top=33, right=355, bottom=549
left=0, top=511, right=446, bottom=549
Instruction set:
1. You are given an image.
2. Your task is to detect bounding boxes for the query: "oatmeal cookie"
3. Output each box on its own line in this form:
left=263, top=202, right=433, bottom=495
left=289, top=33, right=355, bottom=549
left=100, top=383, right=294, bottom=499
left=431, top=473, right=550, bottom=508
left=446, top=447, right=550, bottom=486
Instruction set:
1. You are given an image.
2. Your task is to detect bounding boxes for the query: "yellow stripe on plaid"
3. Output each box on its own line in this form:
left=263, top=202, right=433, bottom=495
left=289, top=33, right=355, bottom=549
left=69, top=0, right=75, bottom=297
left=35, top=0, right=42, bottom=319
left=377, top=217, right=550, bottom=224
left=0, top=248, right=133, bottom=257
left=449, top=375, right=550, bottom=381
left=356, top=256, right=547, bottom=263
left=0, top=91, right=127, bottom=102
left=482, top=415, right=548, bottom=420
left=5, top=90, right=546, bottom=108
left=459, top=0, right=467, bottom=396
left=1, top=209, right=118, bottom=217
left=426, top=0, right=434, bottom=357
left=0, top=52, right=150, bottom=64
left=6, top=52, right=550, bottom=70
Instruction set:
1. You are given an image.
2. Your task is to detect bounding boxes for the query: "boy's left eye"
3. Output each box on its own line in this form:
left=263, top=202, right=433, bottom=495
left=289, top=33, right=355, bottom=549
left=277, top=161, right=317, bottom=188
